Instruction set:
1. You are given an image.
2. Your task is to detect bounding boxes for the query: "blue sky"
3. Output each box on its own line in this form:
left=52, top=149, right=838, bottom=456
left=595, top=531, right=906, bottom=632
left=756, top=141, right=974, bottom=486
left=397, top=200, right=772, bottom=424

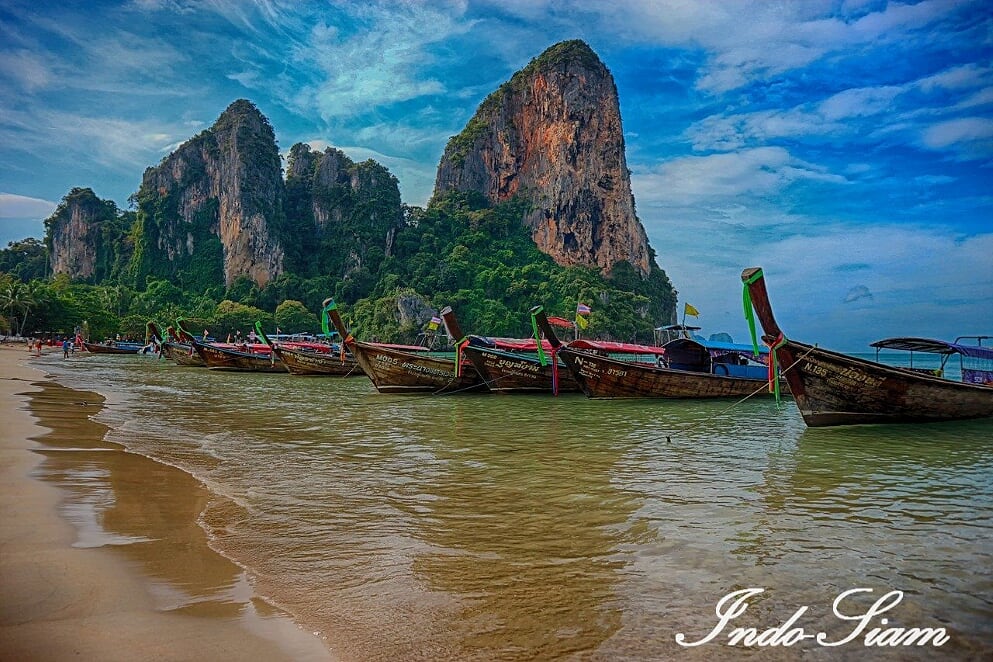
left=1, top=0, right=990, bottom=350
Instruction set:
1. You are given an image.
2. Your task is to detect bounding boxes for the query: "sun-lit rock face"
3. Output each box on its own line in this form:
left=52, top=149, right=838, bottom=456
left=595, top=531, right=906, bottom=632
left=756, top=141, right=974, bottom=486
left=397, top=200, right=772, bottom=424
left=138, top=99, right=285, bottom=287
left=47, top=188, right=110, bottom=280
left=434, top=40, right=654, bottom=277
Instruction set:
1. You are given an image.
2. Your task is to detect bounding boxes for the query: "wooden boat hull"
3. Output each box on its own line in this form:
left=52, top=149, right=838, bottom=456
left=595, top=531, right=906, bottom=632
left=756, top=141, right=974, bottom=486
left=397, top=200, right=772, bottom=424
left=274, top=346, right=360, bottom=376
left=194, top=343, right=287, bottom=373
left=81, top=341, right=141, bottom=355
left=559, top=348, right=780, bottom=399
left=741, top=266, right=993, bottom=426
left=348, top=341, right=485, bottom=394
left=765, top=339, right=993, bottom=426
left=161, top=341, right=205, bottom=366
left=463, top=345, right=581, bottom=394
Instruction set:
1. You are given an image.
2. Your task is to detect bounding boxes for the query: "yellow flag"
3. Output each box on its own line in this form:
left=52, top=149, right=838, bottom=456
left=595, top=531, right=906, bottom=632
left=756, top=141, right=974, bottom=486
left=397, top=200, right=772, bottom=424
left=575, top=314, right=589, bottom=330
left=684, top=303, right=700, bottom=317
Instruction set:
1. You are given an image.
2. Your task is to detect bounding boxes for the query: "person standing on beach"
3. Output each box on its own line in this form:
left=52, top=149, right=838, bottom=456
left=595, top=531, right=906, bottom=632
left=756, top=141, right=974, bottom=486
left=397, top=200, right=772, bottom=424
left=62, top=339, right=70, bottom=359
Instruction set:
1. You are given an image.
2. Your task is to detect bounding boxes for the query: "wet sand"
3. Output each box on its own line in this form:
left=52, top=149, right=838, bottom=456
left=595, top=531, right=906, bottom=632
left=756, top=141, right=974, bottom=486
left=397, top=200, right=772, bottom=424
left=0, top=346, right=333, bottom=661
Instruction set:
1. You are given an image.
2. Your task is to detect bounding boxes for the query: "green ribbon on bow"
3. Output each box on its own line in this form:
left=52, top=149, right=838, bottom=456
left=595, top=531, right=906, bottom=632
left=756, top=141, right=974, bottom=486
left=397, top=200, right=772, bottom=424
left=741, top=269, right=764, bottom=357
left=530, top=307, right=548, bottom=367
left=321, top=299, right=335, bottom=337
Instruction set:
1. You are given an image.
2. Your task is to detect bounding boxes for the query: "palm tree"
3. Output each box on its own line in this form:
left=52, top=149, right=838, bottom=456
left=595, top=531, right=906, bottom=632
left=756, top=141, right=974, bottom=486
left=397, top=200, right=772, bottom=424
left=19, top=281, right=43, bottom=336
left=1, top=282, right=35, bottom=336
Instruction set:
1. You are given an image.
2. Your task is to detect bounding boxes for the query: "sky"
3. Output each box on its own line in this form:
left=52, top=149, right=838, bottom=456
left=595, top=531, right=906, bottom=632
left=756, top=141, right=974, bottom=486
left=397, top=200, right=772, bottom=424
left=0, top=0, right=991, bottom=350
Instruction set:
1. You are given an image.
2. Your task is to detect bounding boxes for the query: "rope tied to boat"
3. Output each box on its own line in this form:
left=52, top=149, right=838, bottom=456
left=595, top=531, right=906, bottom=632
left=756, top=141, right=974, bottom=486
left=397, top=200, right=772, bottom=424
left=766, top=332, right=787, bottom=404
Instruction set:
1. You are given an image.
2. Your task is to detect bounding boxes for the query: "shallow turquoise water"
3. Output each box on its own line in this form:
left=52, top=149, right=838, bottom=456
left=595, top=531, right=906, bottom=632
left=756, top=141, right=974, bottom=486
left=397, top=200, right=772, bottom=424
left=38, top=353, right=993, bottom=660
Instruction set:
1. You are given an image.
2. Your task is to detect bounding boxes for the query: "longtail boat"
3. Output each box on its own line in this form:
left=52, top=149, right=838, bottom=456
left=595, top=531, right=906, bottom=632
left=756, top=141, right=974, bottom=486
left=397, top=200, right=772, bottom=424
left=274, top=346, right=360, bottom=376
left=443, top=306, right=581, bottom=394
left=81, top=340, right=144, bottom=354
left=741, top=266, right=993, bottom=426
left=255, top=317, right=360, bottom=377
left=164, top=319, right=206, bottom=366
left=326, top=299, right=485, bottom=394
left=533, top=308, right=781, bottom=399
left=193, top=341, right=287, bottom=373
left=161, top=329, right=204, bottom=366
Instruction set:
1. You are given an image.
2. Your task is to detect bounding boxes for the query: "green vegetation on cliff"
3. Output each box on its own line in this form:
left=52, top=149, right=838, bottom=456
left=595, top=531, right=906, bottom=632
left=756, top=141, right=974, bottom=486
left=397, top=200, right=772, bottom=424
left=1, top=189, right=675, bottom=345
left=281, top=144, right=402, bottom=291
left=2, top=85, right=677, bottom=343
left=348, top=191, right=675, bottom=342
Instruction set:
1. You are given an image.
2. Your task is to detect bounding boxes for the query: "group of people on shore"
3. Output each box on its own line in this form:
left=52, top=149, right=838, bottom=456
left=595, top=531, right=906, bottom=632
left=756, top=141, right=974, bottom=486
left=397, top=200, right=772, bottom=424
left=21, top=335, right=85, bottom=359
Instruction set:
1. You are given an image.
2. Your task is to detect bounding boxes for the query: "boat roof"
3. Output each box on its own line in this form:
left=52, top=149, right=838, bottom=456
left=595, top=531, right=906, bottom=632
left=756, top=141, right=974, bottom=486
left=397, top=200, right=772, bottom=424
left=870, top=337, right=993, bottom=359
left=470, top=336, right=558, bottom=352
left=701, top=339, right=769, bottom=354
left=656, top=324, right=702, bottom=331
left=570, top=339, right=667, bottom=356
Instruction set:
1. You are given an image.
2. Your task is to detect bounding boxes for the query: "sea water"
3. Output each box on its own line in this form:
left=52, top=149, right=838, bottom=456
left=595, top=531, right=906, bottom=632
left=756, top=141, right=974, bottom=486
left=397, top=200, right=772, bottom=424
left=35, top=354, right=993, bottom=660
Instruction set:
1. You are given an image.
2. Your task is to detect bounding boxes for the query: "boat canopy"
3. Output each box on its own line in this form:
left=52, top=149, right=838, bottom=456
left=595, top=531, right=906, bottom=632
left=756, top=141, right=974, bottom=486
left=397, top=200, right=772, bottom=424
left=468, top=336, right=558, bottom=352
left=700, top=339, right=769, bottom=355
left=570, top=339, right=667, bottom=356
left=662, top=338, right=711, bottom=372
left=655, top=324, right=702, bottom=332
left=870, top=337, right=993, bottom=360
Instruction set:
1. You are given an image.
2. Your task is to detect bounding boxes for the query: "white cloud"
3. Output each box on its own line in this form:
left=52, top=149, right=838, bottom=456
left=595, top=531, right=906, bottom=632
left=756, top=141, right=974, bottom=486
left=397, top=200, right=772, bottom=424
left=302, top=9, right=458, bottom=121
left=0, top=49, right=52, bottom=92
left=843, top=284, right=874, bottom=303
left=1, top=105, right=188, bottom=171
left=0, top=193, right=57, bottom=218
left=646, top=214, right=993, bottom=351
left=633, top=147, right=846, bottom=208
left=532, top=0, right=979, bottom=94
left=920, top=117, right=993, bottom=159
left=917, top=63, right=993, bottom=92
left=819, top=86, right=904, bottom=121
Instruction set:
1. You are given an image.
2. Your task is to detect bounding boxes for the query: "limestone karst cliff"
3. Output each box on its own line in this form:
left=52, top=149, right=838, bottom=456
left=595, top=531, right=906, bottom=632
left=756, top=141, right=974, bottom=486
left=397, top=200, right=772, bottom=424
left=34, top=47, right=677, bottom=336
left=282, top=144, right=403, bottom=287
left=434, top=40, right=655, bottom=278
left=132, top=99, right=285, bottom=289
left=46, top=187, right=130, bottom=283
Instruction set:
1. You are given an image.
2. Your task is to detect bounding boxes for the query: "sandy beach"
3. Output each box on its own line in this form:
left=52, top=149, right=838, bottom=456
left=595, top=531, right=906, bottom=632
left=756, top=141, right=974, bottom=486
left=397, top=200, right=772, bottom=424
left=0, top=345, right=333, bottom=661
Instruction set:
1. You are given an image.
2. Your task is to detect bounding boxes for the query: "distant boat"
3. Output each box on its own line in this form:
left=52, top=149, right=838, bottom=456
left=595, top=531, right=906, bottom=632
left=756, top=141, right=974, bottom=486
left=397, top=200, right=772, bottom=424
left=325, top=299, right=485, bottom=394
left=533, top=308, right=778, bottom=399
left=163, top=320, right=207, bottom=365
left=254, top=320, right=360, bottom=377
left=81, top=340, right=144, bottom=355
left=741, top=266, right=993, bottom=426
left=193, top=341, right=287, bottom=373
left=440, top=306, right=581, bottom=394
left=271, top=345, right=358, bottom=376
left=160, top=325, right=205, bottom=366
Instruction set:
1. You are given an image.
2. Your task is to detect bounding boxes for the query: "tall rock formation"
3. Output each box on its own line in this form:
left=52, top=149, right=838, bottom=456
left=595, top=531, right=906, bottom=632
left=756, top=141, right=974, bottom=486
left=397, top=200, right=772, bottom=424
left=283, top=143, right=402, bottom=289
left=132, top=99, right=284, bottom=290
left=46, top=187, right=129, bottom=283
left=434, top=40, right=654, bottom=278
